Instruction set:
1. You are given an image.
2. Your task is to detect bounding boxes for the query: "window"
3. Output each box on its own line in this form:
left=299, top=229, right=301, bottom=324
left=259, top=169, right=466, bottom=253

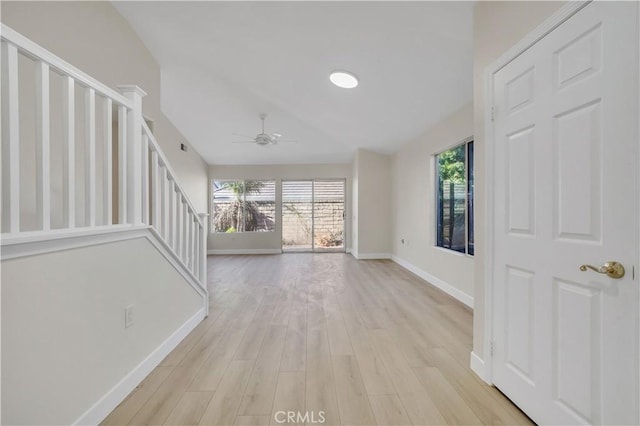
left=436, top=140, right=474, bottom=255
left=212, top=180, right=276, bottom=233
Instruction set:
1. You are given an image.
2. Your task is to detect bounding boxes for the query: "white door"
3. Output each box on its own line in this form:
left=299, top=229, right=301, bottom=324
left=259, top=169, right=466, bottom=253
left=492, top=2, right=639, bottom=425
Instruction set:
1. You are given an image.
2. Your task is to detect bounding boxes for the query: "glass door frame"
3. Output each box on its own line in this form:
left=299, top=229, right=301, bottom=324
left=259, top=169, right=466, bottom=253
left=281, top=178, right=346, bottom=253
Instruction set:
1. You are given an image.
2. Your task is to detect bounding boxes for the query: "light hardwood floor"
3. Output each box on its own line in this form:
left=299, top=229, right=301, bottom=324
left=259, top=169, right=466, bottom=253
left=103, top=254, right=533, bottom=426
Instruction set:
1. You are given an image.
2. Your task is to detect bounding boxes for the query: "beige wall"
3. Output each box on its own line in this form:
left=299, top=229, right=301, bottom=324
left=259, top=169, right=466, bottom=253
left=472, top=1, right=566, bottom=358
left=1, top=238, right=203, bottom=425
left=1, top=1, right=209, bottom=213
left=352, top=149, right=392, bottom=256
left=208, top=164, right=352, bottom=252
left=391, top=102, right=474, bottom=297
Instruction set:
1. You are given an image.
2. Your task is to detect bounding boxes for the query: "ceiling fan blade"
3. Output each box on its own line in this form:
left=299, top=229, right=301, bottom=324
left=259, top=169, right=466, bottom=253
left=232, top=133, right=256, bottom=139
left=232, top=140, right=257, bottom=144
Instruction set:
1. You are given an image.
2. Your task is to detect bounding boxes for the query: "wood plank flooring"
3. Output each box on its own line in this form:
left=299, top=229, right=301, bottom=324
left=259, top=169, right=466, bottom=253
left=103, top=254, right=533, bottom=426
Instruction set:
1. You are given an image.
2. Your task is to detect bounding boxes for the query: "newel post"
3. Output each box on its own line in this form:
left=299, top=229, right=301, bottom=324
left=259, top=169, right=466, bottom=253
left=199, top=212, right=209, bottom=316
left=117, top=85, right=147, bottom=225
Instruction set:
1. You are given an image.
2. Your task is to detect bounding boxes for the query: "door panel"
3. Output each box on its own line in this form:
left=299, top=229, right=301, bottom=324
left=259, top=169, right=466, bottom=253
left=492, top=2, right=639, bottom=425
left=282, top=179, right=345, bottom=253
left=282, top=180, right=313, bottom=251
left=506, top=126, right=535, bottom=235
left=552, top=278, right=601, bottom=423
left=553, top=100, right=602, bottom=241
left=312, top=180, right=345, bottom=252
left=505, top=266, right=535, bottom=383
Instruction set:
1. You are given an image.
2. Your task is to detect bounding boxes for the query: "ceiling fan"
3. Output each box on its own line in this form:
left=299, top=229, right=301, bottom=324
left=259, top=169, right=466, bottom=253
left=232, top=114, right=296, bottom=147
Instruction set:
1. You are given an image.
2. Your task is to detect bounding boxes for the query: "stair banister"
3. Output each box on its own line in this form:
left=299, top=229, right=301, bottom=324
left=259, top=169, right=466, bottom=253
left=1, top=25, right=208, bottom=307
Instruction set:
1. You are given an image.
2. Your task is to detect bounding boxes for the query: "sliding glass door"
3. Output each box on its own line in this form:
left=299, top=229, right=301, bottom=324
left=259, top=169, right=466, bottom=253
left=282, top=179, right=345, bottom=252
left=282, top=181, right=313, bottom=251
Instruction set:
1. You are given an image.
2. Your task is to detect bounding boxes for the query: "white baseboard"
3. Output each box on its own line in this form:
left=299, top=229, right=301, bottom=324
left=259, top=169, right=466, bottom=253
left=73, top=308, right=206, bottom=425
left=391, top=255, right=473, bottom=308
left=470, top=351, right=491, bottom=384
left=352, top=252, right=392, bottom=260
left=208, top=249, right=282, bottom=255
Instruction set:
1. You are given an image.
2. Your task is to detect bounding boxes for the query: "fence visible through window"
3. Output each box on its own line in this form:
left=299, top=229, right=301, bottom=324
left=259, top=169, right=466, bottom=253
left=282, top=179, right=345, bottom=252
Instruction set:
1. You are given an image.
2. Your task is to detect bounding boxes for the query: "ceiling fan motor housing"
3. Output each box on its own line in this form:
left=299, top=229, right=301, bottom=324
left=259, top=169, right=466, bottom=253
left=255, top=133, right=273, bottom=145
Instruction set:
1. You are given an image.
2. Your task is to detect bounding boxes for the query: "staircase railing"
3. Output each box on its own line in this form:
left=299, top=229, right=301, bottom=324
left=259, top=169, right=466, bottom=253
left=0, top=24, right=208, bottom=304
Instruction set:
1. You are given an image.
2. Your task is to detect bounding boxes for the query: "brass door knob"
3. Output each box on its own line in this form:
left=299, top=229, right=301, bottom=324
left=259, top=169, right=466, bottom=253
left=579, top=261, right=625, bottom=279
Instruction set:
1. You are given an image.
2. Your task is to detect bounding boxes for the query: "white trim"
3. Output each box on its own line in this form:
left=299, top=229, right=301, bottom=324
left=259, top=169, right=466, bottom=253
left=72, top=308, right=205, bottom=426
left=353, top=252, right=392, bottom=260
left=470, top=351, right=490, bottom=384
left=490, top=1, right=590, bottom=74
left=482, top=0, right=590, bottom=385
left=637, top=0, right=640, bottom=416
left=208, top=248, right=282, bottom=255
left=1, top=226, right=148, bottom=260
left=391, top=255, right=473, bottom=308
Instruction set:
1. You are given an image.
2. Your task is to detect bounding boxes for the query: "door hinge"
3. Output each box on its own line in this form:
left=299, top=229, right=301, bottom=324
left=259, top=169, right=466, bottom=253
left=491, top=106, right=495, bottom=122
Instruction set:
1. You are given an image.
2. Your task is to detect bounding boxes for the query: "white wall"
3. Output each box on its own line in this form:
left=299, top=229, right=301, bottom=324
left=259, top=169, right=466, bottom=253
left=391, top=103, right=474, bottom=299
left=1, top=1, right=209, bottom=213
left=208, top=163, right=352, bottom=252
left=472, top=1, right=566, bottom=358
left=351, top=154, right=359, bottom=255
left=1, top=237, right=203, bottom=425
left=352, top=149, right=392, bottom=257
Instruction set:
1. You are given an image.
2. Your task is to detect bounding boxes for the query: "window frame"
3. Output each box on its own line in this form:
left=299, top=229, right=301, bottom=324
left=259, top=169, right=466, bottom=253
left=210, top=179, right=276, bottom=234
left=435, top=137, right=474, bottom=256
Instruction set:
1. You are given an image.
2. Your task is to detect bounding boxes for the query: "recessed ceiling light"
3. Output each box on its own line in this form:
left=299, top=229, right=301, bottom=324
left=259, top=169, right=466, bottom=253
left=330, top=70, right=358, bottom=89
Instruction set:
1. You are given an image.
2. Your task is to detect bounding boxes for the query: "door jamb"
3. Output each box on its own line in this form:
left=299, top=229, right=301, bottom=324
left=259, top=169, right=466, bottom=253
left=636, top=2, right=640, bottom=419
left=474, top=0, right=591, bottom=384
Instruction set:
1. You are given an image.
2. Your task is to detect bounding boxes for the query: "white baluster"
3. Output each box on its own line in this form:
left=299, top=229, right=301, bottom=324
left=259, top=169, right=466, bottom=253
left=184, top=211, right=191, bottom=267
left=35, top=61, right=50, bottom=231
left=176, top=195, right=183, bottom=259
left=117, top=85, right=146, bottom=226
left=161, top=167, right=169, bottom=240
left=194, top=219, right=199, bottom=276
left=182, top=202, right=188, bottom=264
left=151, top=150, right=161, bottom=230
left=199, top=213, right=209, bottom=316
left=141, top=133, right=149, bottom=225
left=103, top=98, right=112, bottom=225
left=84, top=87, right=96, bottom=227
left=189, top=212, right=195, bottom=271
left=118, top=105, right=127, bottom=224
left=62, top=76, right=75, bottom=229
left=1, top=42, right=20, bottom=233
left=168, top=179, right=176, bottom=248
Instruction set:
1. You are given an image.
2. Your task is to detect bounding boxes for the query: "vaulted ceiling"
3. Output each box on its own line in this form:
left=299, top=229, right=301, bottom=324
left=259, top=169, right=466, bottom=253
left=113, top=1, right=474, bottom=165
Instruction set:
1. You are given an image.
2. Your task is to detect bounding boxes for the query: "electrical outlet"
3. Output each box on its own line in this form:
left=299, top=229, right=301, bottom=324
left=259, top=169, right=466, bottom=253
left=125, top=305, right=135, bottom=328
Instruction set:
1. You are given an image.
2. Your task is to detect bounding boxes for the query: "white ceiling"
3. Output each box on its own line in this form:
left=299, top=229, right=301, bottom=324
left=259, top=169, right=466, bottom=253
left=113, top=1, right=474, bottom=165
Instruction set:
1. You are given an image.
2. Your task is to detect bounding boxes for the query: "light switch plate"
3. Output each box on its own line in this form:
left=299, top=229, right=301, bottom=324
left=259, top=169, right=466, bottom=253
left=125, top=305, right=135, bottom=328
